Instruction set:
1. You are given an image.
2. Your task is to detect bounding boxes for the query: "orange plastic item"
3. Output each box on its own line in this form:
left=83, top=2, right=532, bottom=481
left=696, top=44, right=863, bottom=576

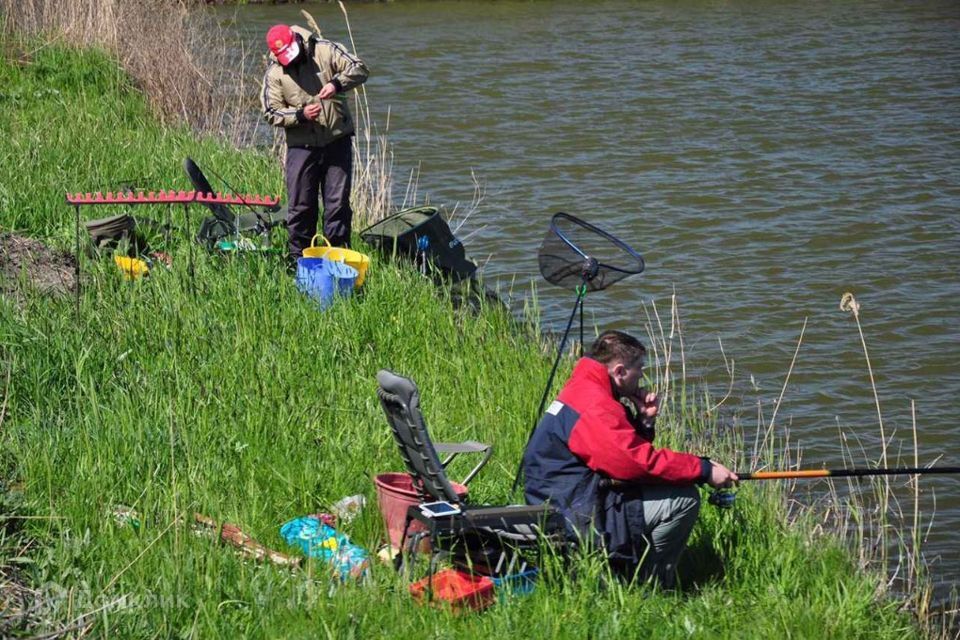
left=409, top=569, right=495, bottom=612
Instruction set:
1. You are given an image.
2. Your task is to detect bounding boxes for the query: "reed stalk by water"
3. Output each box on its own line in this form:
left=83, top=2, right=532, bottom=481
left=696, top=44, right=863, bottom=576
left=337, top=1, right=394, bottom=225
left=841, top=292, right=892, bottom=578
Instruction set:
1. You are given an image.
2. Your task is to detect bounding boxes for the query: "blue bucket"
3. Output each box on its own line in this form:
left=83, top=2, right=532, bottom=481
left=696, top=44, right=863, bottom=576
left=296, top=258, right=358, bottom=309
left=491, top=569, right=538, bottom=600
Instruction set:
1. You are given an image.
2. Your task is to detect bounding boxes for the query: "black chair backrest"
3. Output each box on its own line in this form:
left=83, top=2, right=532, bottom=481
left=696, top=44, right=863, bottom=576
left=376, top=369, right=462, bottom=504
left=184, top=157, right=234, bottom=224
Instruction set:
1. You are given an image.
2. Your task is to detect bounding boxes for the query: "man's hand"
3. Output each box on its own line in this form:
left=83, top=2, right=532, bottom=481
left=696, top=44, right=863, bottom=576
left=318, top=82, right=338, bottom=100
left=622, top=389, right=659, bottom=438
left=624, top=389, right=658, bottom=421
left=303, top=103, right=322, bottom=121
left=707, top=462, right=739, bottom=489
left=636, top=389, right=659, bottom=420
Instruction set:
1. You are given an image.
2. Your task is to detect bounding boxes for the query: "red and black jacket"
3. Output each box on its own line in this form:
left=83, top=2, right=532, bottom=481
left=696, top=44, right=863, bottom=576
left=523, top=358, right=709, bottom=545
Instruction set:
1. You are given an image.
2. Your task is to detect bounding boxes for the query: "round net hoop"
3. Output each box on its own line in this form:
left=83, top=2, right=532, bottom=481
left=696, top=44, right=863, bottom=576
left=537, top=212, right=645, bottom=292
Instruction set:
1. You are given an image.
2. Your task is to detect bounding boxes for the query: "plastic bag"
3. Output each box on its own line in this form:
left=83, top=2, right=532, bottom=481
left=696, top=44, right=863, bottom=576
left=279, top=516, right=369, bottom=581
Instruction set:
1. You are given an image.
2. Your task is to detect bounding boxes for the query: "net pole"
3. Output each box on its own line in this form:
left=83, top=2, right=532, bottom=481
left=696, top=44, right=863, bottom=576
left=578, top=284, right=585, bottom=357
left=511, top=284, right=588, bottom=494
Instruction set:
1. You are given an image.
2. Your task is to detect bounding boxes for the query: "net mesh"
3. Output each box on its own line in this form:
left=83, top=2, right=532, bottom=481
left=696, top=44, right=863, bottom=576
left=537, top=213, right=644, bottom=291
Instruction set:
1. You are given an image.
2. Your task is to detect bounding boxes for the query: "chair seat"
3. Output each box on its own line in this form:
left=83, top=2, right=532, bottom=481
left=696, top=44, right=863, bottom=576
left=406, top=503, right=565, bottom=547
left=463, top=504, right=561, bottom=529
left=405, top=503, right=566, bottom=577
left=234, top=208, right=285, bottom=232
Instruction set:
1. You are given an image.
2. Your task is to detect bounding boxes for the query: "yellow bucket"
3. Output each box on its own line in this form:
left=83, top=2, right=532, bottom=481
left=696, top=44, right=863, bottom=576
left=114, top=255, right=149, bottom=280
left=302, top=235, right=370, bottom=287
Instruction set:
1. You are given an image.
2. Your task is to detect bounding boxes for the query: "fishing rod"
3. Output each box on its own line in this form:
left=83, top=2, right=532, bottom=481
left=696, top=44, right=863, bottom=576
left=708, top=466, right=960, bottom=509
left=736, top=466, right=960, bottom=481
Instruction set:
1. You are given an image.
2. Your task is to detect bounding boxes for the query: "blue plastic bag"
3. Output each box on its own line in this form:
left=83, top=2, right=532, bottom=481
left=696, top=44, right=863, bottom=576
left=280, top=516, right=369, bottom=581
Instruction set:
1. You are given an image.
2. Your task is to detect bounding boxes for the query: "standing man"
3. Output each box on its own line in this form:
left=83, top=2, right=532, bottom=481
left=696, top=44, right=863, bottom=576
left=261, top=24, right=369, bottom=262
left=523, top=330, right=738, bottom=587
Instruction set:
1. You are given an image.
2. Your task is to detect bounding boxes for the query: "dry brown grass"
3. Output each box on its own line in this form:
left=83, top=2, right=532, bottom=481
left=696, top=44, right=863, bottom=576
left=336, top=0, right=394, bottom=227
left=1, top=0, right=251, bottom=140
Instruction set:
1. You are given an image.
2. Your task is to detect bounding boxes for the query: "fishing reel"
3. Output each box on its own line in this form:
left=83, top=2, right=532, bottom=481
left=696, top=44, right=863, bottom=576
left=708, top=488, right=737, bottom=510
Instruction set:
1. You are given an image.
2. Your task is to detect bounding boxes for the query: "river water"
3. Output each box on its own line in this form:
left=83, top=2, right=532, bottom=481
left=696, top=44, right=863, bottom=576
left=220, top=0, right=959, bottom=599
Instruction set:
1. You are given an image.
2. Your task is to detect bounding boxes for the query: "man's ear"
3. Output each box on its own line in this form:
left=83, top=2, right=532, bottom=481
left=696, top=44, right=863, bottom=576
left=610, top=362, right=626, bottom=380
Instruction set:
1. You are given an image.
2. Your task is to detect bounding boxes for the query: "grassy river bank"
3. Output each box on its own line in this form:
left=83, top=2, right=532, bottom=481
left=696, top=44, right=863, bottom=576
left=0, top=33, right=936, bottom=639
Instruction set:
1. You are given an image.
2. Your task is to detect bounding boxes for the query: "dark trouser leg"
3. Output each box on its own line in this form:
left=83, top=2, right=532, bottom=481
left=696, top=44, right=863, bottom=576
left=285, top=146, right=323, bottom=259
left=319, top=135, right=354, bottom=248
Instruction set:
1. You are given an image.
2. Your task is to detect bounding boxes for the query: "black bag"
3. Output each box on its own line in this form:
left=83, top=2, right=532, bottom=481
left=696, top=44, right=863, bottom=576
left=360, top=207, right=477, bottom=283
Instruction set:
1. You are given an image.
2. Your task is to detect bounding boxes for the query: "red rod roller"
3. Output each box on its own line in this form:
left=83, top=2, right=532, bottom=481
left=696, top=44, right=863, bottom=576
left=66, top=190, right=279, bottom=205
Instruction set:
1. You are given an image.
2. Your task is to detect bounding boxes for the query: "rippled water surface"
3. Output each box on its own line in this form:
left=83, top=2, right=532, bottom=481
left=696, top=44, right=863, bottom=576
left=223, top=0, right=960, bottom=598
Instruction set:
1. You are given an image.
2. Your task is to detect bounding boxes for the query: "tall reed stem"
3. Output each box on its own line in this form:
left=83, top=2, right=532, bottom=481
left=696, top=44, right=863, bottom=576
left=841, top=292, right=890, bottom=578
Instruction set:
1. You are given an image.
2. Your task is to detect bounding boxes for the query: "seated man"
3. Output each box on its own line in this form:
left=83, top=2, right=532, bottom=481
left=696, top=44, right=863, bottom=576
left=523, top=330, right=737, bottom=587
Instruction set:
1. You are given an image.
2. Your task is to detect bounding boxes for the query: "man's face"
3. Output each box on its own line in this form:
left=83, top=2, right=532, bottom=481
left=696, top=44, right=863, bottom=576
left=610, top=357, right=644, bottom=398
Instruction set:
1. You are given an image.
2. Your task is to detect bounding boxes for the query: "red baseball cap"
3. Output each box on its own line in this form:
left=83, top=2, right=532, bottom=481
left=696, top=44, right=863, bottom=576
left=266, top=25, right=300, bottom=66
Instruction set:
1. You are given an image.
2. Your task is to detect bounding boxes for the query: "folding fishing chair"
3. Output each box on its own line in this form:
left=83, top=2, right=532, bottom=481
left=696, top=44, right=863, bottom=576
left=184, top=158, right=286, bottom=251
left=376, top=369, right=567, bottom=579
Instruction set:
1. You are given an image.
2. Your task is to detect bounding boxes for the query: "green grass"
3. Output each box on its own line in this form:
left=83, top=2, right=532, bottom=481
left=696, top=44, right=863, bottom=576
left=0, top=41, right=924, bottom=639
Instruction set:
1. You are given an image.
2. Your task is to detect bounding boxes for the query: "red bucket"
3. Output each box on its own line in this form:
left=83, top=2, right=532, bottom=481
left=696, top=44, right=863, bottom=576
left=374, top=472, right=467, bottom=549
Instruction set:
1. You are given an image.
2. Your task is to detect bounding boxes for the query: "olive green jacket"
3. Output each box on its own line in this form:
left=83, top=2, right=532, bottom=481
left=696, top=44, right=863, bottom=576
left=260, top=26, right=369, bottom=148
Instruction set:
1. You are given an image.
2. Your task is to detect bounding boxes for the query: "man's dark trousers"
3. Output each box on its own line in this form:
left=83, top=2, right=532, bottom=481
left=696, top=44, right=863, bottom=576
left=285, top=135, right=353, bottom=258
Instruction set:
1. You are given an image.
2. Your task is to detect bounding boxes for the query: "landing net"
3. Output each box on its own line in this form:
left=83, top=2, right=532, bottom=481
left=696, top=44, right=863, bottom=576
left=537, top=212, right=644, bottom=291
